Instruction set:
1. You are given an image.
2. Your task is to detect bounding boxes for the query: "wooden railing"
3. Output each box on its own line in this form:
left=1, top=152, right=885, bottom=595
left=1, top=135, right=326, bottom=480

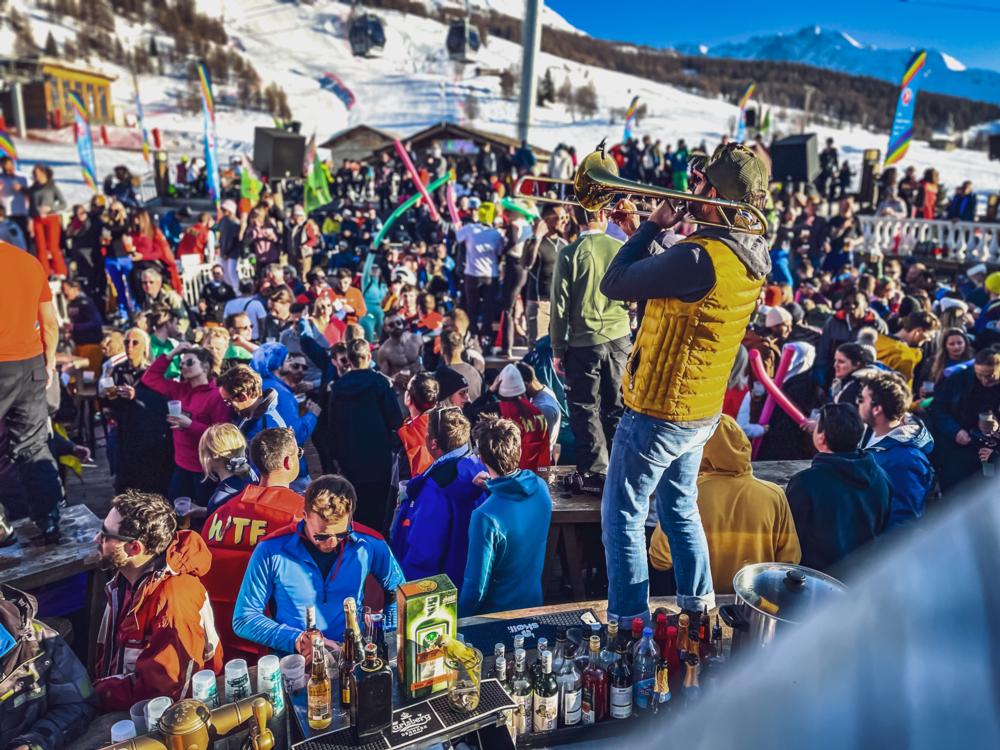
left=857, top=216, right=1000, bottom=265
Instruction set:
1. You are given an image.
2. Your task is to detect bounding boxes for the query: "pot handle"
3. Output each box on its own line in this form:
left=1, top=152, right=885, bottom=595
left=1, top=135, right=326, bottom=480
left=718, top=604, right=749, bottom=633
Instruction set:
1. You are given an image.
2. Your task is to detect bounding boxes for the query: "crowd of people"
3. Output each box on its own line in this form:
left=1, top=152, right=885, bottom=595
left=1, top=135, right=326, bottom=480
left=0, top=126, right=998, bottom=746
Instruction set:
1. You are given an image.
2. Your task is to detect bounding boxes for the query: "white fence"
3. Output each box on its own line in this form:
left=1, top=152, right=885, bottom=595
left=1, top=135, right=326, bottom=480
left=179, top=257, right=255, bottom=308
left=857, top=216, right=1000, bottom=264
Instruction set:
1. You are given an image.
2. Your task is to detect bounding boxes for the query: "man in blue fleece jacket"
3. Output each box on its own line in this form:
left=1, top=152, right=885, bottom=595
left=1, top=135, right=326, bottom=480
left=459, top=418, right=552, bottom=616
left=390, top=406, right=486, bottom=588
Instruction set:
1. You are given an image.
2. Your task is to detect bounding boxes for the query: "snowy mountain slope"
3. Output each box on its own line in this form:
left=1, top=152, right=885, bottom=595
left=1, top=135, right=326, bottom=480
left=675, top=26, right=1000, bottom=106
left=6, top=1, right=1000, bottom=208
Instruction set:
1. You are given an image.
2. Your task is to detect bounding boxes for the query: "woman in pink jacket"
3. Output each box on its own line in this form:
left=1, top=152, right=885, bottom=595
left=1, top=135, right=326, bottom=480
left=142, top=343, right=232, bottom=505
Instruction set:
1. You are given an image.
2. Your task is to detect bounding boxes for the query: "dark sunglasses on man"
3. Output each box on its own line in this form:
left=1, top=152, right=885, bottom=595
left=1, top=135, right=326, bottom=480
left=312, top=524, right=353, bottom=543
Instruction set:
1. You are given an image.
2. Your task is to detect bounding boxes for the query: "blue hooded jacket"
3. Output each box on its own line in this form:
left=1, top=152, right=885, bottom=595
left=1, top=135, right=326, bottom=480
left=251, top=343, right=317, bottom=475
left=233, top=521, right=404, bottom=655
left=864, top=417, right=935, bottom=530
left=458, top=469, right=552, bottom=617
left=390, top=448, right=486, bottom=588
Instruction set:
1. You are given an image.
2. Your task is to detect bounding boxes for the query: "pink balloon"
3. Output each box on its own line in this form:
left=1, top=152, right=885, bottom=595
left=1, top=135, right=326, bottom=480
left=748, top=348, right=807, bottom=440
left=445, top=181, right=462, bottom=228
left=751, top=344, right=797, bottom=458
left=394, top=139, right=441, bottom=223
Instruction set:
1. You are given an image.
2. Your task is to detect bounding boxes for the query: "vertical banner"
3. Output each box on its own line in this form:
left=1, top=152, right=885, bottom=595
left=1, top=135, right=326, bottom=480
left=68, top=91, right=98, bottom=193
left=735, top=83, right=755, bottom=143
left=197, top=62, right=221, bottom=208
left=622, top=95, right=640, bottom=142
left=885, top=50, right=927, bottom=166
left=133, top=72, right=152, bottom=164
left=0, top=128, right=16, bottom=164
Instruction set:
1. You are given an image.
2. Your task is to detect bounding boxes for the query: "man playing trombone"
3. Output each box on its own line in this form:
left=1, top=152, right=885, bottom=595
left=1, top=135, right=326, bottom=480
left=599, top=143, right=772, bottom=622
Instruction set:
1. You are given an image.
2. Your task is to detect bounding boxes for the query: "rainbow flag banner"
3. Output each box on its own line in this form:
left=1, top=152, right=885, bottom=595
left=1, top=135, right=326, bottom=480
left=885, top=50, right=927, bottom=166
left=197, top=62, right=221, bottom=207
left=68, top=91, right=98, bottom=192
left=0, top=128, right=16, bottom=163
left=735, top=83, right=756, bottom=143
left=622, top=95, right=641, bottom=142
left=133, top=73, right=152, bottom=163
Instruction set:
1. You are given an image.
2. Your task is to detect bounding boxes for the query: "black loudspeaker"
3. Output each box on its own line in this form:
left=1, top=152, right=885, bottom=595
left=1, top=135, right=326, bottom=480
left=859, top=148, right=881, bottom=210
left=744, top=107, right=757, bottom=129
left=770, top=133, right=819, bottom=183
left=990, top=134, right=1000, bottom=161
left=253, top=127, right=306, bottom=180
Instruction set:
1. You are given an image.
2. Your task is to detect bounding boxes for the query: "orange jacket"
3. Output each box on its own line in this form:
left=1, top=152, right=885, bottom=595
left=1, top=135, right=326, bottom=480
left=499, top=398, right=550, bottom=471
left=398, top=413, right=434, bottom=477
left=94, top=531, right=223, bottom=711
left=201, top=485, right=305, bottom=661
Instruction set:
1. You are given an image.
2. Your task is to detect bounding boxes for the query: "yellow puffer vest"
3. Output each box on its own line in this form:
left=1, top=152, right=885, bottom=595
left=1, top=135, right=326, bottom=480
left=623, top=235, right=763, bottom=422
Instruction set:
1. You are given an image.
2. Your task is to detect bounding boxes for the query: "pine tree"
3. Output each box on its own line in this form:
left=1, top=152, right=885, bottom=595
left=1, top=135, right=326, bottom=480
left=464, top=92, right=480, bottom=121
left=43, top=31, right=59, bottom=57
left=575, top=81, right=598, bottom=118
left=498, top=66, right=517, bottom=99
left=13, top=15, right=37, bottom=59
left=537, top=68, right=555, bottom=107
left=556, top=78, right=575, bottom=120
left=149, top=36, right=159, bottom=57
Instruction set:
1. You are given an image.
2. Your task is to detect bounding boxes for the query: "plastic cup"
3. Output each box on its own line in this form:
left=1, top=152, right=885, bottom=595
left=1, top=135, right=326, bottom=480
left=256, top=654, right=286, bottom=715
left=174, top=497, right=192, bottom=517
left=82, top=370, right=96, bottom=385
left=225, top=658, right=251, bottom=703
left=129, top=700, right=148, bottom=734
left=922, top=381, right=935, bottom=396
left=111, top=720, right=137, bottom=742
left=280, top=653, right=307, bottom=692
left=99, top=376, right=115, bottom=394
left=144, top=696, right=172, bottom=731
left=445, top=647, right=482, bottom=712
left=191, top=669, right=219, bottom=708
left=168, top=400, right=183, bottom=417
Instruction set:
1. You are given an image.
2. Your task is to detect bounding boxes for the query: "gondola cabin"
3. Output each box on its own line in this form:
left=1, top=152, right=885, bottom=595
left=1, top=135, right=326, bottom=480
left=349, top=13, right=386, bottom=58
left=446, top=18, right=480, bottom=63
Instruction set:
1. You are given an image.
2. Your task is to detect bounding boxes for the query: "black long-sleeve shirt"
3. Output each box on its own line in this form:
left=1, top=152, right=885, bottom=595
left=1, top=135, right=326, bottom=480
left=600, top=221, right=716, bottom=304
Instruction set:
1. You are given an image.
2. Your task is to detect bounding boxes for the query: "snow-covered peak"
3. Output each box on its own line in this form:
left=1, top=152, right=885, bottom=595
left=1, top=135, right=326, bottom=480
left=941, top=52, right=967, bottom=72
left=840, top=31, right=863, bottom=49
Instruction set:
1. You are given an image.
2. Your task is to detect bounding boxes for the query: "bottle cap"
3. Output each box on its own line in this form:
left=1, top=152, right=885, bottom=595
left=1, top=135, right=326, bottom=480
left=556, top=625, right=567, bottom=638
left=632, top=617, right=643, bottom=629
left=656, top=612, right=667, bottom=623
left=514, top=647, right=526, bottom=662
left=642, top=627, right=653, bottom=637
left=111, top=720, right=137, bottom=742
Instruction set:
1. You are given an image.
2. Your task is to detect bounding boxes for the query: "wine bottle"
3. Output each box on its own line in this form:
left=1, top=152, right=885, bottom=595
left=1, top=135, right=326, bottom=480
left=532, top=649, right=559, bottom=732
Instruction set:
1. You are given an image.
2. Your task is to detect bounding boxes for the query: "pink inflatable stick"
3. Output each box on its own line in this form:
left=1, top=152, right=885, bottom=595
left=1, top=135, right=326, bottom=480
left=445, top=180, right=462, bottom=228
left=394, top=139, right=440, bottom=223
left=751, top=344, right=797, bottom=457
left=748, top=347, right=807, bottom=457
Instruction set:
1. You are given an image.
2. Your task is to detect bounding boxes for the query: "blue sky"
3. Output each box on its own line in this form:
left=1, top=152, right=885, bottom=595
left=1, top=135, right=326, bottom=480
left=545, top=0, right=1000, bottom=72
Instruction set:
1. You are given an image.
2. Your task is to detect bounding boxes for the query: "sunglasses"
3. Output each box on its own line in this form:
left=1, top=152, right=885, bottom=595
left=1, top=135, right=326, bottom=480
left=180, top=358, right=199, bottom=367
left=288, top=363, right=307, bottom=371
left=100, top=523, right=138, bottom=543
left=312, top=524, right=352, bottom=543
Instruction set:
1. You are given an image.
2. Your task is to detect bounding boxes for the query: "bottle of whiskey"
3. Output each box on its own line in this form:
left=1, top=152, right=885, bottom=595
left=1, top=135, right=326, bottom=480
left=599, top=619, right=619, bottom=670
left=556, top=634, right=582, bottom=727
left=532, top=650, right=559, bottom=732
left=340, top=630, right=356, bottom=707
left=608, top=630, right=633, bottom=720
left=307, top=634, right=332, bottom=730
left=580, top=635, right=607, bottom=725
left=350, top=642, right=392, bottom=742
left=511, top=648, right=533, bottom=736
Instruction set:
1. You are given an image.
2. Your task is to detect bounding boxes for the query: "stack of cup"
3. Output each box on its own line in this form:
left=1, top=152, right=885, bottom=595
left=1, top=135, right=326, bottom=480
left=256, top=654, right=286, bottom=716
left=192, top=668, right=220, bottom=708
left=144, top=696, right=172, bottom=732
left=225, top=658, right=251, bottom=703
left=279, top=653, right=307, bottom=692
left=129, top=699, right=149, bottom=734
left=110, top=720, right=137, bottom=743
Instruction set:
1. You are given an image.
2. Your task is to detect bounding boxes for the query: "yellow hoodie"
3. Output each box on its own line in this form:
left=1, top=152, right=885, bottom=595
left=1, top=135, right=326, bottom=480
left=648, top=414, right=801, bottom=593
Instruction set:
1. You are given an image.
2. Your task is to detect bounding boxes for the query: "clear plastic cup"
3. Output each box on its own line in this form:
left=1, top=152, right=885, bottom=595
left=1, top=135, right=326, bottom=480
left=191, top=669, right=219, bottom=708
left=99, top=376, right=115, bottom=394
left=174, top=497, right=192, bottom=517
left=111, top=720, right=137, bottom=742
left=445, top=647, right=482, bottom=712
left=225, top=658, right=251, bottom=703
left=256, top=654, right=286, bottom=715
left=280, top=653, right=307, bottom=692
left=129, top=699, right=149, bottom=734
left=144, top=696, right=172, bottom=731
left=168, top=400, right=183, bottom=417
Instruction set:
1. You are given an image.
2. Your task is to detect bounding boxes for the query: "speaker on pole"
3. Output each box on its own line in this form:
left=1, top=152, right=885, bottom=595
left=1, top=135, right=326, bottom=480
left=859, top=148, right=881, bottom=212
left=990, top=134, right=1000, bottom=162
left=769, top=133, right=819, bottom=184
left=253, top=127, right=306, bottom=180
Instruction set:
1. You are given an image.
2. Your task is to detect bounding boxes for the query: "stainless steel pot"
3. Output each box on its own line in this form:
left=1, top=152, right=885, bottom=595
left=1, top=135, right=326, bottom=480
left=719, top=563, right=846, bottom=655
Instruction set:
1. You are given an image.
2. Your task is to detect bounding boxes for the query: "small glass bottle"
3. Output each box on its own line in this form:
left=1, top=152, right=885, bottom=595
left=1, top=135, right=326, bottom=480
left=339, top=630, right=356, bottom=707
left=307, top=634, right=332, bottom=730
left=511, top=648, right=533, bottom=736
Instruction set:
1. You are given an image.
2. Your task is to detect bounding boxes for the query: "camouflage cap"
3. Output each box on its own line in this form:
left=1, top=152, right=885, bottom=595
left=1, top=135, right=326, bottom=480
left=704, top=143, right=770, bottom=203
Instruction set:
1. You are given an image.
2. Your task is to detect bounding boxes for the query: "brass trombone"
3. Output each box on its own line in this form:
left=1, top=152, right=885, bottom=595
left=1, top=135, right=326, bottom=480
left=513, top=141, right=769, bottom=236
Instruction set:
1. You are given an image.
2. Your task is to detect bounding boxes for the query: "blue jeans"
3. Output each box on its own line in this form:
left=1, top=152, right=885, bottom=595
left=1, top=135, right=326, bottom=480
left=105, top=256, right=134, bottom=317
left=601, top=408, right=717, bottom=620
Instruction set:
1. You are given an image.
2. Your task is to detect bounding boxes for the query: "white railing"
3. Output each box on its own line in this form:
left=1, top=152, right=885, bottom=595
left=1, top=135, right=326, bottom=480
left=857, top=216, right=1000, bottom=264
left=180, top=257, right=255, bottom=308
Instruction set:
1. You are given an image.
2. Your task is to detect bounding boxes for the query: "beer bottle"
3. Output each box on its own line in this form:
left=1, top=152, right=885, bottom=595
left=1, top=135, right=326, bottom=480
left=307, top=634, right=332, bottom=730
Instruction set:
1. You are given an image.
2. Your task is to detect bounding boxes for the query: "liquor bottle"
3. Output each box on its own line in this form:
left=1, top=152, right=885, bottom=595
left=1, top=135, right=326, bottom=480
left=511, top=648, right=534, bottom=736
left=627, top=618, right=644, bottom=658
left=652, top=612, right=670, bottom=657
left=513, top=634, right=525, bottom=654
left=556, top=633, right=582, bottom=727
left=711, top=616, right=726, bottom=662
left=495, top=655, right=509, bottom=689
left=304, top=606, right=322, bottom=643
left=652, top=656, right=671, bottom=712
left=531, top=637, right=549, bottom=683
left=682, top=653, right=700, bottom=697
left=631, top=627, right=657, bottom=712
left=340, top=630, right=356, bottom=707
left=532, top=649, right=559, bottom=732
left=700, top=607, right=711, bottom=643
left=350, top=642, right=393, bottom=742
left=614, top=617, right=631, bottom=653
left=677, top=613, right=690, bottom=658
left=577, top=624, right=600, bottom=673
left=665, top=625, right=682, bottom=695
left=307, top=634, right=332, bottom=730
left=608, top=633, right=632, bottom=720
left=599, top=619, right=619, bottom=670
left=369, top=613, right=388, bottom=662
left=551, top=627, right=569, bottom=675
left=493, top=643, right=506, bottom=678
left=413, top=594, right=451, bottom=685
left=688, top=630, right=701, bottom=665
left=580, top=635, right=607, bottom=725
left=344, top=598, right=363, bottom=646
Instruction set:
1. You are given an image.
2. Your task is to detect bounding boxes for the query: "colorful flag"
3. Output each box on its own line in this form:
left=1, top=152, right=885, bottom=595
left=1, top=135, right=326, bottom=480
left=319, top=72, right=356, bottom=110
left=197, top=62, right=221, bottom=207
left=760, top=107, right=771, bottom=135
left=735, top=83, right=756, bottom=143
left=303, top=153, right=332, bottom=214
left=0, top=128, right=16, bottom=163
left=622, top=95, right=641, bottom=142
left=885, top=50, right=927, bottom=166
left=303, top=131, right=317, bottom=177
left=68, top=91, right=98, bottom=193
left=133, top=72, right=151, bottom=164
left=239, top=154, right=262, bottom=205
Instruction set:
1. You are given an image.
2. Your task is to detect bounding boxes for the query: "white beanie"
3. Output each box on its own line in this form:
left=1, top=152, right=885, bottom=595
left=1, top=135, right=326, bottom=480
left=968, top=263, right=988, bottom=279
left=764, top=306, right=792, bottom=328
left=497, top=363, right=526, bottom=398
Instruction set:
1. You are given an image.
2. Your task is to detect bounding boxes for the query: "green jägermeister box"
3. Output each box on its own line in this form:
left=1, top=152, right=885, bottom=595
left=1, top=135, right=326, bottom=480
left=396, top=575, right=457, bottom=700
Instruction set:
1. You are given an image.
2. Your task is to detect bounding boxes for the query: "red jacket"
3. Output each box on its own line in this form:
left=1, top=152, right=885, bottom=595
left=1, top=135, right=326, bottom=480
left=201, top=485, right=305, bottom=661
left=132, top=230, right=181, bottom=291
left=176, top=223, right=210, bottom=261
left=141, top=355, right=233, bottom=472
left=94, top=531, right=223, bottom=711
left=398, top=413, right=434, bottom=477
left=499, top=398, right=551, bottom=471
